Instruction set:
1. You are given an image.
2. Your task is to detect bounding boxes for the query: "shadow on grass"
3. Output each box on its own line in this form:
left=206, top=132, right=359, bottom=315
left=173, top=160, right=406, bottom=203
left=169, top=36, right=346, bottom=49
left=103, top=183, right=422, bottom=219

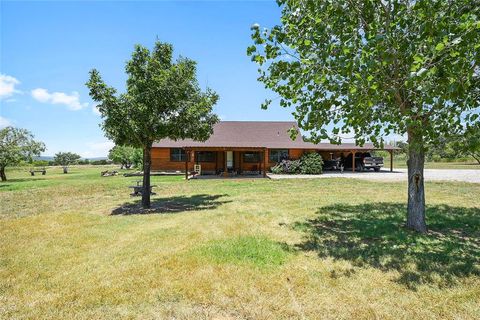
left=292, top=203, right=480, bottom=289
left=111, top=194, right=230, bottom=215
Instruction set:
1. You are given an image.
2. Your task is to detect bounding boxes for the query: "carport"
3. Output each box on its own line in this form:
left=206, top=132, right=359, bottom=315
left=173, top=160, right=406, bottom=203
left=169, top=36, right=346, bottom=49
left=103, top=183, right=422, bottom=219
left=347, top=149, right=394, bottom=172
left=311, top=143, right=398, bottom=172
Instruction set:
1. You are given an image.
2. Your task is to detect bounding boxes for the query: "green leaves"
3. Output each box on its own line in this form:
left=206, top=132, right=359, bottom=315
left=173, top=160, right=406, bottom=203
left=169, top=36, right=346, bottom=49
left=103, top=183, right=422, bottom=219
left=0, top=127, right=45, bottom=172
left=53, top=152, right=81, bottom=166
left=108, top=145, right=142, bottom=168
left=86, top=40, right=219, bottom=148
left=435, top=42, right=445, bottom=52
left=413, top=55, right=423, bottom=63
left=248, top=0, right=480, bottom=148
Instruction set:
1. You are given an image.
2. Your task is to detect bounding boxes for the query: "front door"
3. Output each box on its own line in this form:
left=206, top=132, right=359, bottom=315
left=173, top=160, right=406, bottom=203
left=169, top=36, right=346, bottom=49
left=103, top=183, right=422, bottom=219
left=226, top=151, right=234, bottom=171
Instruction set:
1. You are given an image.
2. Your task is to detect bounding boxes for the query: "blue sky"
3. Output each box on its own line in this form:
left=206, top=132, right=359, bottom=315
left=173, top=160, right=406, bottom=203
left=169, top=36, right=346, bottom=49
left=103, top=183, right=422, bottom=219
left=1, top=0, right=295, bottom=157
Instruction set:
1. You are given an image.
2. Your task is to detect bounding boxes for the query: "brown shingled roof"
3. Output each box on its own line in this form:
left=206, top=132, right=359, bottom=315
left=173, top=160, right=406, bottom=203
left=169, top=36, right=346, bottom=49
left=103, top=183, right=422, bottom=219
left=153, top=121, right=398, bottom=150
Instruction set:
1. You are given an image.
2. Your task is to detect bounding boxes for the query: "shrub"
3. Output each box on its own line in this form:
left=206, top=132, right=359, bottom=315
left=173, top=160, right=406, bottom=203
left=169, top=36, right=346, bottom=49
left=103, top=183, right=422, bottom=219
left=270, top=164, right=283, bottom=174
left=300, top=152, right=323, bottom=174
left=270, top=159, right=301, bottom=174
left=77, top=159, right=90, bottom=165
left=91, top=159, right=109, bottom=165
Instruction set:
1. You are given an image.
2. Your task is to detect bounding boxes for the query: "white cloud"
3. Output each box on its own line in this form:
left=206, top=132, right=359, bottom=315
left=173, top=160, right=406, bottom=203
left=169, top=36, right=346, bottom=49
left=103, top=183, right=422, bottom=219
left=0, top=116, right=13, bottom=128
left=0, top=74, right=20, bottom=99
left=80, top=140, right=115, bottom=158
left=31, top=88, right=50, bottom=102
left=31, top=88, right=88, bottom=110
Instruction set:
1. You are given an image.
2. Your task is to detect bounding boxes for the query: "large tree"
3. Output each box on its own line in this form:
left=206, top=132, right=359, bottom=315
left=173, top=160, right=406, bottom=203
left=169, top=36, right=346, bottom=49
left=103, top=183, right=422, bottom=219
left=108, top=145, right=142, bottom=169
left=54, top=152, right=81, bottom=173
left=0, top=127, right=45, bottom=181
left=248, top=0, right=480, bottom=232
left=87, top=40, right=219, bottom=208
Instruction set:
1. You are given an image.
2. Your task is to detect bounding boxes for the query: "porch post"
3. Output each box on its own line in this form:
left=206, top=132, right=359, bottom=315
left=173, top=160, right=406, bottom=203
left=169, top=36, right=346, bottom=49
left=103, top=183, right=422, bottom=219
left=259, top=151, right=262, bottom=175
left=239, top=152, right=243, bottom=175
left=224, top=150, right=228, bottom=177
left=389, top=150, right=393, bottom=172
left=184, top=148, right=188, bottom=180
left=263, top=148, right=267, bottom=178
left=352, top=150, right=356, bottom=172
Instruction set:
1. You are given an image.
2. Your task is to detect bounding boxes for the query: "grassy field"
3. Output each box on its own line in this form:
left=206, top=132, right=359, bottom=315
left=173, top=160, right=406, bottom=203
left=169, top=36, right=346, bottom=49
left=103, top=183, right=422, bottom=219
left=1, top=166, right=479, bottom=319
left=392, top=159, right=480, bottom=169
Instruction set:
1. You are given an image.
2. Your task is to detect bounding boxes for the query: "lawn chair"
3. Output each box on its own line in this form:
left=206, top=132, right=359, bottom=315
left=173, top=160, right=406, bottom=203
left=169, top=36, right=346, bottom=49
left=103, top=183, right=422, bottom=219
left=194, top=164, right=201, bottom=176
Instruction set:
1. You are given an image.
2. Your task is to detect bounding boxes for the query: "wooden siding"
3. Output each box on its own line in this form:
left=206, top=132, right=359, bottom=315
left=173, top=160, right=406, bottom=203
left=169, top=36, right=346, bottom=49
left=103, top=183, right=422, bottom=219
left=151, top=148, right=186, bottom=171
left=288, top=149, right=304, bottom=160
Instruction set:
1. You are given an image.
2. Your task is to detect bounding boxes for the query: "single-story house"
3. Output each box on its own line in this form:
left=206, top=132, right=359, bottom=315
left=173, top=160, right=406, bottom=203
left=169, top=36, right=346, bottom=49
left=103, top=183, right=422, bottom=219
left=152, top=121, right=398, bottom=177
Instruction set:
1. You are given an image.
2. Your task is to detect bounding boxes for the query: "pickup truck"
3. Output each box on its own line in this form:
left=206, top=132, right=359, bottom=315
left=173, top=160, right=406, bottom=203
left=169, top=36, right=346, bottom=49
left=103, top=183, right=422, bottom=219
left=323, top=152, right=384, bottom=172
left=343, top=152, right=384, bottom=171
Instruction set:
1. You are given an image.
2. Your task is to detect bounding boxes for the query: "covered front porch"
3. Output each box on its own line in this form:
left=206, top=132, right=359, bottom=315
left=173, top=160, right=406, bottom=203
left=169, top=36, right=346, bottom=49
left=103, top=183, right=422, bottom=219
left=183, top=147, right=269, bottom=179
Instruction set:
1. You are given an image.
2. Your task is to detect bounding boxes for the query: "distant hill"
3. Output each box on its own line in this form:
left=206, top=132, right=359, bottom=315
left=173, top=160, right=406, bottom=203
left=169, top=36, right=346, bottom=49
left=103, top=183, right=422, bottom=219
left=35, top=156, right=54, bottom=161
left=35, top=156, right=108, bottom=161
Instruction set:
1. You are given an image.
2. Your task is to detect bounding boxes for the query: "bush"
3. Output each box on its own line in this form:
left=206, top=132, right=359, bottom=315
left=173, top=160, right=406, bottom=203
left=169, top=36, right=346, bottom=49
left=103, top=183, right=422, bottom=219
left=77, top=159, right=90, bottom=165
left=270, top=159, right=301, bottom=174
left=270, top=164, right=283, bottom=174
left=270, top=153, right=324, bottom=174
left=91, top=159, right=109, bottom=165
left=300, top=152, right=323, bottom=174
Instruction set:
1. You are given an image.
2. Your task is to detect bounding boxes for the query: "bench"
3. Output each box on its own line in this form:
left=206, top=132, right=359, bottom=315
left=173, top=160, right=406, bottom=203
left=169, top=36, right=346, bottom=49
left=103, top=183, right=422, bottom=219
left=29, top=168, right=46, bottom=176
left=128, top=180, right=157, bottom=196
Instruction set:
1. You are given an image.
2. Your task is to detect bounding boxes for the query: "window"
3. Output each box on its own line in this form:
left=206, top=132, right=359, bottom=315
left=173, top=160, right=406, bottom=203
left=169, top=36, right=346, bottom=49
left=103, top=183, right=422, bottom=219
left=170, top=148, right=187, bottom=161
left=269, top=149, right=289, bottom=163
left=195, top=151, right=215, bottom=162
left=243, top=152, right=260, bottom=163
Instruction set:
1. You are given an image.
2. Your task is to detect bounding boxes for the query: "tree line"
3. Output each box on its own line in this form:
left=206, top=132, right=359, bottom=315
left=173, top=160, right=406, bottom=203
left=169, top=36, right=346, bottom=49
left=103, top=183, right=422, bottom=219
left=390, top=122, right=480, bottom=164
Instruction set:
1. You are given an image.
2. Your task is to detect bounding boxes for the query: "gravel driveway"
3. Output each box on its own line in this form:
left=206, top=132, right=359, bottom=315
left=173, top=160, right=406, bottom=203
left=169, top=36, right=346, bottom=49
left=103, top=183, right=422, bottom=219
left=268, top=169, right=480, bottom=183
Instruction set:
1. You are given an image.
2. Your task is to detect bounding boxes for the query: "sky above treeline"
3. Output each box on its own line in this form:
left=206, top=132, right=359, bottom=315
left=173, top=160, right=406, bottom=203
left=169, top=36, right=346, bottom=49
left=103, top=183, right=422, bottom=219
left=0, top=1, right=400, bottom=158
left=1, top=1, right=296, bottom=157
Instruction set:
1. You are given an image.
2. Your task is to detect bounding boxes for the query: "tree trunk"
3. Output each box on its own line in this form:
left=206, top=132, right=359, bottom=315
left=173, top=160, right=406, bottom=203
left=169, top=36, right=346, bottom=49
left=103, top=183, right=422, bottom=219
left=469, top=152, right=480, bottom=165
left=142, top=145, right=152, bottom=208
left=406, top=129, right=427, bottom=233
left=63, top=166, right=68, bottom=174
left=0, top=167, right=6, bottom=181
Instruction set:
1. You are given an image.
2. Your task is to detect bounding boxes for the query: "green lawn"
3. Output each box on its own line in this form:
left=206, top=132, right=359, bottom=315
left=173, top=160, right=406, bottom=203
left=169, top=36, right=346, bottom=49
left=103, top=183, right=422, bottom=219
left=1, top=166, right=479, bottom=319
